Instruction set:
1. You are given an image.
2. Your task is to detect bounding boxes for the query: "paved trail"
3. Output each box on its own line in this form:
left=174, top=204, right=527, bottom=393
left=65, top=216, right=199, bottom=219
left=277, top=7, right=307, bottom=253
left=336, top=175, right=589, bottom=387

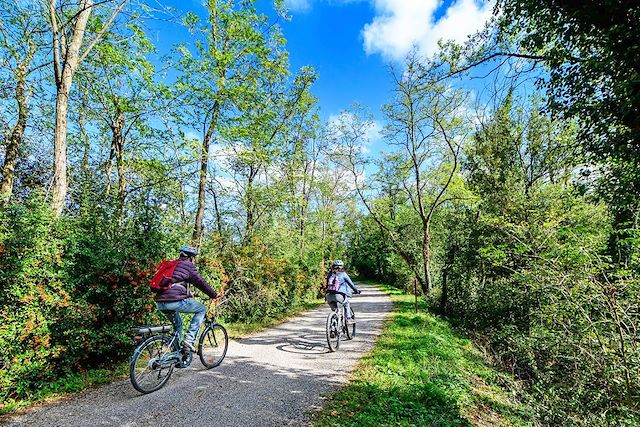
left=3, top=284, right=392, bottom=427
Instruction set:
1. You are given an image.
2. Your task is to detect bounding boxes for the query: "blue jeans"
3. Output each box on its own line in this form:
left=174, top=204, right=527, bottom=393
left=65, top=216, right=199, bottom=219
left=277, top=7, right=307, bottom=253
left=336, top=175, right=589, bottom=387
left=157, top=298, right=206, bottom=346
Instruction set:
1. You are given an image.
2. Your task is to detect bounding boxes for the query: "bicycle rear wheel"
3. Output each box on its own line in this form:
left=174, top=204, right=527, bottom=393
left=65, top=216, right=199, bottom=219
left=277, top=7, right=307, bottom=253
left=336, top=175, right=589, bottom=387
left=130, top=335, right=174, bottom=394
left=345, top=308, right=356, bottom=340
left=326, top=311, right=340, bottom=352
left=198, top=323, right=228, bottom=368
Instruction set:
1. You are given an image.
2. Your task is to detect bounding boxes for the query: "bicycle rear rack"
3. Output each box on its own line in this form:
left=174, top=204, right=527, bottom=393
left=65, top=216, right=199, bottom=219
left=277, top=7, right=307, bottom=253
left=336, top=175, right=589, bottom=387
left=132, top=325, right=172, bottom=344
left=136, top=325, right=172, bottom=335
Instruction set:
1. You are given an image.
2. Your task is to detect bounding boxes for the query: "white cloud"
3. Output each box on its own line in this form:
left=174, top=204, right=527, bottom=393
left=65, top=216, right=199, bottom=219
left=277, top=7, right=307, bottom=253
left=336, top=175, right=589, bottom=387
left=363, top=0, right=494, bottom=60
left=284, top=0, right=312, bottom=12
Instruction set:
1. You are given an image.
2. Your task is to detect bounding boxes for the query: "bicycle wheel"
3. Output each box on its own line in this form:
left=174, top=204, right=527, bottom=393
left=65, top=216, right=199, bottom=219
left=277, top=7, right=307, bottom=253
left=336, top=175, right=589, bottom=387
left=130, top=335, right=174, bottom=394
left=345, top=308, right=356, bottom=340
left=326, top=311, right=340, bottom=352
left=198, top=323, right=228, bottom=368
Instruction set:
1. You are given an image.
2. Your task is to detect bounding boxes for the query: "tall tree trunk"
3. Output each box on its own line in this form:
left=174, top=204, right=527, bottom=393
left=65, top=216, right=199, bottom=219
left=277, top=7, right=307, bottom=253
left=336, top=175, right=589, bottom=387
left=50, top=0, right=94, bottom=215
left=192, top=100, right=220, bottom=246
left=104, top=137, right=116, bottom=196
left=422, top=228, right=431, bottom=294
left=49, top=0, right=126, bottom=215
left=51, top=81, right=72, bottom=213
left=0, top=56, right=32, bottom=205
left=113, top=110, right=126, bottom=216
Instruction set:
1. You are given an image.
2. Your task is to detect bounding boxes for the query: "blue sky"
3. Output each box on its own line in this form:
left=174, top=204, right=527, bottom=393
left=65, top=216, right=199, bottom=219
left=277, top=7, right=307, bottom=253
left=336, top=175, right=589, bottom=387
left=153, top=0, right=494, bottom=150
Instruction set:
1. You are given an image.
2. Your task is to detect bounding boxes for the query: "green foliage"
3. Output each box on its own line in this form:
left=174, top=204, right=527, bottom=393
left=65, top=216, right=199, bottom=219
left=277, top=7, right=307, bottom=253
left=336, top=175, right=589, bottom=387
left=312, top=283, right=532, bottom=427
left=436, top=99, right=640, bottom=424
left=0, top=200, right=67, bottom=400
left=496, top=0, right=640, bottom=263
left=0, top=200, right=170, bottom=402
left=353, top=90, right=640, bottom=424
left=201, top=234, right=320, bottom=324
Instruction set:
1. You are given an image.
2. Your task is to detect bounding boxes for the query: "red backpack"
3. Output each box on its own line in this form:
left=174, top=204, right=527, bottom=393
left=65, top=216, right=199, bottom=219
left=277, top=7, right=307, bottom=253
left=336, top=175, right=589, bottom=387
left=150, top=260, right=179, bottom=293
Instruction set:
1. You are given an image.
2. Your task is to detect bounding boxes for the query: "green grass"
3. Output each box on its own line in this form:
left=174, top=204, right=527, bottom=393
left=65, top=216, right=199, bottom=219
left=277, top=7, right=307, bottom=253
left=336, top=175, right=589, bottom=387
left=0, top=296, right=324, bottom=416
left=312, top=281, right=534, bottom=427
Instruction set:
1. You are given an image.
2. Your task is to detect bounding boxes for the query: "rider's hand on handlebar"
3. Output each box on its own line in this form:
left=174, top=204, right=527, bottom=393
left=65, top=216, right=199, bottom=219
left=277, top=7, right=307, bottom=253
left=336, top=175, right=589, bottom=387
left=213, top=289, right=225, bottom=303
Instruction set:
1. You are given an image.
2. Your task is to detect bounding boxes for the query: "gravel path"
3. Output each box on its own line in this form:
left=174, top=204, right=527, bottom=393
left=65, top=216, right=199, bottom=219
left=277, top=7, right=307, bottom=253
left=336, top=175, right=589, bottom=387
left=3, top=284, right=392, bottom=427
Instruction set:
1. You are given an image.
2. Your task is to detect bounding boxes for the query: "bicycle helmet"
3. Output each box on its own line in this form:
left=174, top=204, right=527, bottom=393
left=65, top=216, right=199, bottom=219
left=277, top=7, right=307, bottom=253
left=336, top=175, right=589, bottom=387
left=332, top=259, right=344, bottom=269
left=179, top=245, right=199, bottom=257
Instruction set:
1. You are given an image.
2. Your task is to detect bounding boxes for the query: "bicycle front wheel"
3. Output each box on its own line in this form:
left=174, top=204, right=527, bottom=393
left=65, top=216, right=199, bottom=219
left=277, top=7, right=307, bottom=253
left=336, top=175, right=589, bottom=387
left=198, top=323, right=228, bottom=369
left=345, top=308, right=356, bottom=340
left=130, top=335, right=174, bottom=394
left=326, top=311, right=340, bottom=352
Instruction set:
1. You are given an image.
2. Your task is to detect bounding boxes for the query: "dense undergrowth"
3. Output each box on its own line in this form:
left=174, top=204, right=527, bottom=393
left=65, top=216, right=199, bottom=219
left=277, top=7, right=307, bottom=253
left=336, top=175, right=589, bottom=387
left=313, top=282, right=532, bottom=427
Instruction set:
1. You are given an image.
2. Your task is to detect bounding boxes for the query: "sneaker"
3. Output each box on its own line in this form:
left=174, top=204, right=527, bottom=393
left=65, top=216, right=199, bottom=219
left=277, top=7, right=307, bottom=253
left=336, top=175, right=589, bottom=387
left=182, top=341, right=196, bottom=353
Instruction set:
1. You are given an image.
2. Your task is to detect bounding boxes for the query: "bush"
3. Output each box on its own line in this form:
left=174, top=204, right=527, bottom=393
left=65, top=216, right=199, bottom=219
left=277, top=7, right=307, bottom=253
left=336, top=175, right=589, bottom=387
left=0, top=200, right=169, bottom=401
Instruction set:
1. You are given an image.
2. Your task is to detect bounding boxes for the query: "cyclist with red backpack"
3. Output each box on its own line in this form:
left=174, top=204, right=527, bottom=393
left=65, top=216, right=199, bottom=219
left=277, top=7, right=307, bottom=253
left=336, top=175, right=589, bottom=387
left=153, top=245, right=220, bottom=353
left=325, top=259, right=361, bottom=323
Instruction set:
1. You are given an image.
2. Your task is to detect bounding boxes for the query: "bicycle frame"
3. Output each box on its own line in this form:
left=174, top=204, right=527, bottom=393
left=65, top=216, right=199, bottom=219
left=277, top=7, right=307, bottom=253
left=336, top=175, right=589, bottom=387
left=329, top=299, right=350, bottom=330
left=335, top=302, right=346, bottom=331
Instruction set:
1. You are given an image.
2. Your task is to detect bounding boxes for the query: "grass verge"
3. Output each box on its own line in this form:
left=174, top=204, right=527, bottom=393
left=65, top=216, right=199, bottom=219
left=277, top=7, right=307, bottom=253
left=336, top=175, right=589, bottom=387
left=0, top=296, right=324, bottom=417
left=311, top=281, right=533, bottom=427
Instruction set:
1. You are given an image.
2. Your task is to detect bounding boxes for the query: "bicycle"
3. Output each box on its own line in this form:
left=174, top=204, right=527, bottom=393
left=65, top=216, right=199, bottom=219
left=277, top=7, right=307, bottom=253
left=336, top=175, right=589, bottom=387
left=129, top=299, right=229, bottom=394
left=325, top=293, right=357, bottom=352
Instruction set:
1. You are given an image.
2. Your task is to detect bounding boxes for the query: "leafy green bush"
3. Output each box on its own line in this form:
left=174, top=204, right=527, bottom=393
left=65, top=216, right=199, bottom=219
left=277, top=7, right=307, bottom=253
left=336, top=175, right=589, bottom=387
left=0, top=201, right=169, bottom=401
left=0, top=200, right=68, bottom=400
left=207, top=236, right=320, bottom=324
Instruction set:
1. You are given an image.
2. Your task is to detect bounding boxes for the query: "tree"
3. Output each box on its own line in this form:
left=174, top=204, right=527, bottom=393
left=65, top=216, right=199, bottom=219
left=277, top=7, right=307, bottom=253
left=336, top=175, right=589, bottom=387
left=494, top=0, right=640, bottom=261
left=174, top=0, right=295, bottom=245
left=77, top=16, right=156, bottom=217
left=336, top=52, right=469, bottom=295
left=231, top=67, right=316, bottom=242
left=47, top=0, right=126, bottom=216
left=0, top=1, right=46, bottom=205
